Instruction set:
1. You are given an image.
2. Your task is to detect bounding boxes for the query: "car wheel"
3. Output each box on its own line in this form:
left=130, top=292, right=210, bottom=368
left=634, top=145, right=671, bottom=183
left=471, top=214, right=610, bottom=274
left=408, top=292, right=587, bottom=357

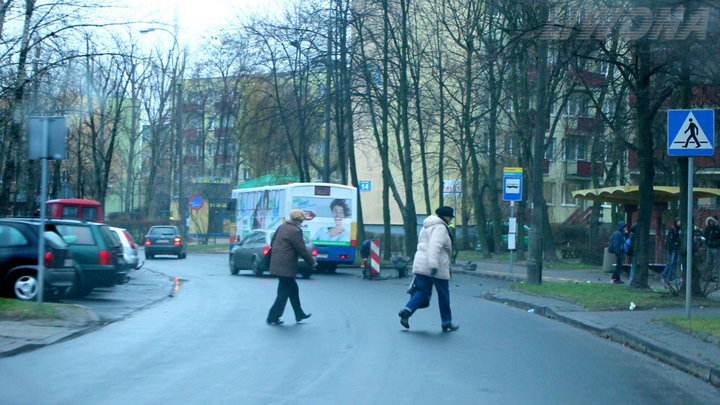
left=230, top=254, right=240, bottom=275
left=181, top=252, right=187, bottom=259
left=147, top=254, right=154, bottom=260
left=301, top=269, right=312, bottom=279
left=12, top=273, right=38, bottom=301
left=177, top=252, right=182, bottom=259
left=252, top=257, right=264, bottom=276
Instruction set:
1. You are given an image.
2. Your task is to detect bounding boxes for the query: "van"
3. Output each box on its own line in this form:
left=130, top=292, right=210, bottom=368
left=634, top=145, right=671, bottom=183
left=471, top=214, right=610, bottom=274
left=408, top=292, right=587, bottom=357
left=46, top=199, right=103, bottom=222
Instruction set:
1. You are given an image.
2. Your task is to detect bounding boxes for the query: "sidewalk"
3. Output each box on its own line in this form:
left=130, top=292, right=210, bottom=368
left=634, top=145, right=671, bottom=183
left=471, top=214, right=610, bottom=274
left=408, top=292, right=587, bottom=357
left=452, top=258, right=720, bottom=386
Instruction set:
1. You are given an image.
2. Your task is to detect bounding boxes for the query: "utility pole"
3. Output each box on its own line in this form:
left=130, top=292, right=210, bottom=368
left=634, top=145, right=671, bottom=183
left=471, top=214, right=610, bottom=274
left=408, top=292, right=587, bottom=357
left=527, top=1, right=549, bottom=285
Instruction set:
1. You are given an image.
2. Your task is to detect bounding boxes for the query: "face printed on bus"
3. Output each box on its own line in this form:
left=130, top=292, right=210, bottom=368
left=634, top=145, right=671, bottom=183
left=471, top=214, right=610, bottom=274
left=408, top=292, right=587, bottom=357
left=332, top=205, right=346, bottom=225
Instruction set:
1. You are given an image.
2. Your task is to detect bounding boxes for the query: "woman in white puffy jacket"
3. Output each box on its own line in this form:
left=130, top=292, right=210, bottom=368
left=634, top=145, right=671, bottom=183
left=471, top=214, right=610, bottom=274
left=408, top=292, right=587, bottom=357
left=398, top=206, right=459, bottom=332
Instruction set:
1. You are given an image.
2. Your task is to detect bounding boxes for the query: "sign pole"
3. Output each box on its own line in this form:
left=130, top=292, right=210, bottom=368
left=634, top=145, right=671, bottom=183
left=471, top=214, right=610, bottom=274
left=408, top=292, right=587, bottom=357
left=686, top=157, right=693, bottom=319
left=36, top=119, right=49, bottom=305
left=510, top=201, right=514, bottom=274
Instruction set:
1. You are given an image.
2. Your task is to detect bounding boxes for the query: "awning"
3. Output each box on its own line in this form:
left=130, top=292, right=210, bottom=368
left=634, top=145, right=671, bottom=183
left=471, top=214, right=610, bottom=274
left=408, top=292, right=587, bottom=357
left=572, top=186, right=720, bottom=205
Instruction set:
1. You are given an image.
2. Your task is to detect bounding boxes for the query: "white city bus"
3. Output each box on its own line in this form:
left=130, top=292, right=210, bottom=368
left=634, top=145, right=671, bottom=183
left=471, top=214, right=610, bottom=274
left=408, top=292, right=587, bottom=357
left=231, top=183, right=357, bottom=272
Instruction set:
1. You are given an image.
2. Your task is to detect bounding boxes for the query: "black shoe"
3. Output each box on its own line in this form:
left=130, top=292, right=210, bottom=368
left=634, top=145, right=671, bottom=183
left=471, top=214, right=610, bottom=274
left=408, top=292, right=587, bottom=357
left=398, top=309, right=410, bottom=329
left=442, top=323, right=459, bottom=332
left=296, top=313, right=312, bottom=323
left=267, top=319, right=284, bottom=325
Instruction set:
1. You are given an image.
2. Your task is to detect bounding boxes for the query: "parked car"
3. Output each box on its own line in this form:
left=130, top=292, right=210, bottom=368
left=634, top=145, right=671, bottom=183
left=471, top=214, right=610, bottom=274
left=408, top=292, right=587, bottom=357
left=26, top=219, right=126, bottom=298
left=229, top=229, right=316, bottom=278
left=110, top=227, right=143, bottom=283
left=0, top=219, right=76, bottom=301
left=144, top=226, right=187, bottom=259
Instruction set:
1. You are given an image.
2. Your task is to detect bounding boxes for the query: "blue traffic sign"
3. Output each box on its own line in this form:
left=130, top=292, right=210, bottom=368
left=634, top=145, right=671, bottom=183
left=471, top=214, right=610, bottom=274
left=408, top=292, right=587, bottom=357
left=189, top=194, right=204, bottom=210
left=668, top=110, right=715, bottom=156
left=359, top=181, right=371, bottom=192
left=503, top=177, right=522, bottom=201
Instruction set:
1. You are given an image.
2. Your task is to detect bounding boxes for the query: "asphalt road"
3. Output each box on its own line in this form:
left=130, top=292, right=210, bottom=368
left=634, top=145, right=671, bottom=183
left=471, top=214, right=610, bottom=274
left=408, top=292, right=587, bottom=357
left=0, top=253, right=718, bottom=405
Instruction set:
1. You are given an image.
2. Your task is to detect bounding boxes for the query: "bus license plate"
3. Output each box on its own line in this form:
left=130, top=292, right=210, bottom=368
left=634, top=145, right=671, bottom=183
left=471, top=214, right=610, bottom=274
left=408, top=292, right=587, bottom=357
left=317, top=253, right=328, bottom=259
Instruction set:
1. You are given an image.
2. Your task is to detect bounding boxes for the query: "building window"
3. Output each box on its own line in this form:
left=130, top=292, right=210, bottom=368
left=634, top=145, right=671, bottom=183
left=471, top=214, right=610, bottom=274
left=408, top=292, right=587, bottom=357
left=544, top=137, right=555, bottom=160
left=564, top=137, right=588, bottom=162
left=504, top=137, right=516, bottom=156
left=562, top=183, right=578, bottom=206
left=544, top=182, right=555, bottom=206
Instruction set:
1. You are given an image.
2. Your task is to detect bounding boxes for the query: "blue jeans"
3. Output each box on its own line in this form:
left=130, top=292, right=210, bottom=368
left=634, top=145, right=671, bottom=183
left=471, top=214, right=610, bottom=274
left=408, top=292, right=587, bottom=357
left=662, top=251, right=679, bottom=281
left=404, top=274, right=452, bottom=325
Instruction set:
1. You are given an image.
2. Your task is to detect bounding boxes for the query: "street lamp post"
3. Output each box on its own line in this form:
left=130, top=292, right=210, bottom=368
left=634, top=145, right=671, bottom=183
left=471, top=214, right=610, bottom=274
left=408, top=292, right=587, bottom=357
left=140, top=27, right=186, bottom=236
left=176, top=80, right=185, bottom=238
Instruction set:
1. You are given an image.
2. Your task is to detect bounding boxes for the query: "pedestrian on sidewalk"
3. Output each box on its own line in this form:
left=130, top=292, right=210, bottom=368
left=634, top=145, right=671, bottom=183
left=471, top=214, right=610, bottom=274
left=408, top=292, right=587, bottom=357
left=398, top=206, right=459, bottom=332
left=704, top=215, right=720, bottom=281
left=624, top=223, right=636, bottom=285
left=266, top=209, right=317, bottom=325
left=448, top=222, right=458, bottom=265
left=610, top=221, right=627, bottom=284
left=662, top=217, right=682, bottom=284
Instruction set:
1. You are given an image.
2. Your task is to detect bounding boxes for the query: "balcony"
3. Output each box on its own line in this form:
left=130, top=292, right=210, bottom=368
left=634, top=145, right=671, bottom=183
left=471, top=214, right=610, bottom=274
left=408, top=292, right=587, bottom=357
left=575, top=117, right=603, bottom=134
left=565, top=160, right=604, bottom=177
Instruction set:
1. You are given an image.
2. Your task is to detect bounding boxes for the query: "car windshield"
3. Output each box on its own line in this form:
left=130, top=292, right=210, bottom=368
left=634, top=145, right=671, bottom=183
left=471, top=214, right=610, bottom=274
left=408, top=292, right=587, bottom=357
left=150, top=227, right=176, bottom=236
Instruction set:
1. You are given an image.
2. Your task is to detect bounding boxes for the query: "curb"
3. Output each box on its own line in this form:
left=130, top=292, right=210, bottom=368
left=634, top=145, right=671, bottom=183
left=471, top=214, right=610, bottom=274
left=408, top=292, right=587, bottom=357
left=482, top=292, right=720, bottom=386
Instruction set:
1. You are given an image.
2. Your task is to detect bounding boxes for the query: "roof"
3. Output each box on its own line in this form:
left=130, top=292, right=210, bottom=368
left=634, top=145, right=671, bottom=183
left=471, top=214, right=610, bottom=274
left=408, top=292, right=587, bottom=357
left=572, top=186, right=720, bottom=205
left=236, top=174, right=300, bottom=189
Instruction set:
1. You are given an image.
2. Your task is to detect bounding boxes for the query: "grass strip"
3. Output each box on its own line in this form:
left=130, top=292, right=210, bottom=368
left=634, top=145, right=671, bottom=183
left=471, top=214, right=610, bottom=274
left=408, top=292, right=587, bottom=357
left=655, top=316, right=720, bottom=340
left=510, top=282, right=720, bottom=311
left=0, top=298, right=63, bottom=321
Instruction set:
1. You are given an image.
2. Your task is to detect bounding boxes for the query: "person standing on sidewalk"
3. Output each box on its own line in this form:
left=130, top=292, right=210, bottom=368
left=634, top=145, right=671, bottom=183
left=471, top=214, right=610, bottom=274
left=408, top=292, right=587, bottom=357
left=266, top=209, right=317, bottom=325
left=448, top=222, right=458, bottom=265
left=624, top=223, right=636, bottom=285
left=398, top=206, right=459, bottom=332
left=662, top=217, right=682, bottom=284
left=610, top=221, right=627, bottom=284
left=705, top=215, right=720, bottom=281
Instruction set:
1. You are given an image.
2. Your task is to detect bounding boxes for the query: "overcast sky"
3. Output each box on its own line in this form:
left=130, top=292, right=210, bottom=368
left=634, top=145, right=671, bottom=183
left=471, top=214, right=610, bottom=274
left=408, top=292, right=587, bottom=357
left=118, top=0, right=281, bottom=43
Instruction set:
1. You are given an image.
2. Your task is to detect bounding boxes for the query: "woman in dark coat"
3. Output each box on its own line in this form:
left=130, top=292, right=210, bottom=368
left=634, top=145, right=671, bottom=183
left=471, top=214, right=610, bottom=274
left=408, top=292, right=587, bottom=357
left=267, top=209, right=317, bottom=325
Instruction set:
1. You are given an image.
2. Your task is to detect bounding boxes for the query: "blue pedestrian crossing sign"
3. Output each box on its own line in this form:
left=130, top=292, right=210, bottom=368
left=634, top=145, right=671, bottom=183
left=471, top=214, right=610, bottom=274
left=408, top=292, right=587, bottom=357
left=667, top=110, right=715, bottom=156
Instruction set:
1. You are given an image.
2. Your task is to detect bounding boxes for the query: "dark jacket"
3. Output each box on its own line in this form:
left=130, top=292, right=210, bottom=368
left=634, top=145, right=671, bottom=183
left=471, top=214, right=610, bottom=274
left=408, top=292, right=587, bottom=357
left=705, top=217, right=720, bottom=249
left=623, top=223, right=637, bottom=256
left=666, top=218, right=682, bottom=253
left=269, top=222, right=315, bottom=278
left=611, top=221, right=626, bottom=257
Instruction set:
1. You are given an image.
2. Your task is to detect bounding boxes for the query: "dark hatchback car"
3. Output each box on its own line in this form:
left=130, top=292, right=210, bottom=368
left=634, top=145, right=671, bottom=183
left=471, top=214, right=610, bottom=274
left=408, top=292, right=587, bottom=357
left=229, top=229, right=316, bottom=278
left=144, top=226, right=187, bottom=259
left=28, top=219, right=126, bottom=298
left=0, top=219, right=76, bottom=301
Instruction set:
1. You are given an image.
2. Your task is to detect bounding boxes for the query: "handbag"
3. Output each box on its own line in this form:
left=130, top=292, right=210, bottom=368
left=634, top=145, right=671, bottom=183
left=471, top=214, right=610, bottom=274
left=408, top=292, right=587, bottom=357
left=406, top=276, right=430, bottom=308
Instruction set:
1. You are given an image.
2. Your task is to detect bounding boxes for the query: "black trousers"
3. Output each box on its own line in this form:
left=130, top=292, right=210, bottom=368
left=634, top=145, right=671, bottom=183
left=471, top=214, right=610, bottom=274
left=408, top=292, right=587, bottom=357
left=267, top=276, right=304, bottom=321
